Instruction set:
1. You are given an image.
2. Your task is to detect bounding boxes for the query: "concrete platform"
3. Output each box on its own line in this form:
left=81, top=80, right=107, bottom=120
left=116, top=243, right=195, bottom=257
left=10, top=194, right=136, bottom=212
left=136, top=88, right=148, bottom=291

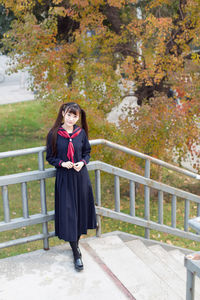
left=0, top=232, right=194, bottom=300
left=0, top=240, right=128, bottom=300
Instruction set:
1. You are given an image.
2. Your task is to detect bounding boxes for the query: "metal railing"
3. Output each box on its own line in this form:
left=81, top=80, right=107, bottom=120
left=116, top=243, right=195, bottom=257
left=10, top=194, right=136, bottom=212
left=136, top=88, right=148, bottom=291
left=90, top=139, right=200, bottom=239
left=1, top=139, right=200, bottom=299
left=184, top=251, right=200, bottom=300
left=184, top=218, right=200, bottom=300
left=0, top=139, right=199, bottom=251
left=0, top=147, right=53, bottom=250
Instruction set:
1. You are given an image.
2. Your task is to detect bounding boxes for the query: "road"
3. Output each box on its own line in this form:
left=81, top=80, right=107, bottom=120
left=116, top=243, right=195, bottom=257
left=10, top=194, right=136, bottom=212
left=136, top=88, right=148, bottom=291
left=0, top=55, right=34, bottom=105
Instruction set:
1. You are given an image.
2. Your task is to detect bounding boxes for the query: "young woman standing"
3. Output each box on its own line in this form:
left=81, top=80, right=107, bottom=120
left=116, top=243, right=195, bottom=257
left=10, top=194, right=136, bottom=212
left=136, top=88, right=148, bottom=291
left=46, top=102, right=97, bottom=271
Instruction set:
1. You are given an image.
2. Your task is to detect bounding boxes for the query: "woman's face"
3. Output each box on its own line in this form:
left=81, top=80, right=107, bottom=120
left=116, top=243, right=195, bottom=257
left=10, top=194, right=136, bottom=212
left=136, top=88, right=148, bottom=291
left=63, top=110, right=79, bottom=127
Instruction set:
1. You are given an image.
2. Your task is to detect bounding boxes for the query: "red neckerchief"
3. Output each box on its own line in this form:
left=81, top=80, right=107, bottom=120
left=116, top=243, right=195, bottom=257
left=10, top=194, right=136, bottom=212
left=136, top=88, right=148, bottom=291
left=58, top=126, right=82, bottom=163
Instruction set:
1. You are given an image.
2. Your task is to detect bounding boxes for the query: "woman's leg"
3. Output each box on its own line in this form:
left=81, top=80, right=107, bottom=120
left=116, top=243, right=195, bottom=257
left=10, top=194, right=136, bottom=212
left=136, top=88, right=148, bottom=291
left=77, top=235, right=82, bottom=257
left=69, top=241, right=80, bottom=260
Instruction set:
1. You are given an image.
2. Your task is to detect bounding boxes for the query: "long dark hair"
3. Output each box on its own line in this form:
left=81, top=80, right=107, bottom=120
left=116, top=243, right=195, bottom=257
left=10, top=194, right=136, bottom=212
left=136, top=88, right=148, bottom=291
left=47, top=102, right=88, bottom=156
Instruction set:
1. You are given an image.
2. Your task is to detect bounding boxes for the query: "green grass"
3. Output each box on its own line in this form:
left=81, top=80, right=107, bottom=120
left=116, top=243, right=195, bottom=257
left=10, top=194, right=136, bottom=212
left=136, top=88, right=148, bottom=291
left=0, top=100, right=200, bottom=259
left=0, top=100, right=46, bottom=150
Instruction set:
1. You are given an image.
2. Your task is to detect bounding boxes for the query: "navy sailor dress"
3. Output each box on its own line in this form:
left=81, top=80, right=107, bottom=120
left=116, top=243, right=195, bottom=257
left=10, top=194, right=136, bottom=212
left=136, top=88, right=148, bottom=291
left=46, top=125, right=97, bottom=242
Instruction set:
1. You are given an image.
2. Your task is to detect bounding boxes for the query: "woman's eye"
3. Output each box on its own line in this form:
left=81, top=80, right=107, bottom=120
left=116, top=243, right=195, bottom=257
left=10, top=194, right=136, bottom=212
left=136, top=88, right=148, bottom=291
left=66, top=113, right=78, bottom=119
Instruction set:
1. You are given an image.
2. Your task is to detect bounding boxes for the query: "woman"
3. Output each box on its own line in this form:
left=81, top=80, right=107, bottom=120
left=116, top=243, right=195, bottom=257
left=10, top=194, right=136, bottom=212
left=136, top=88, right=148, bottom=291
left=46, top=102, right=97, bottom=271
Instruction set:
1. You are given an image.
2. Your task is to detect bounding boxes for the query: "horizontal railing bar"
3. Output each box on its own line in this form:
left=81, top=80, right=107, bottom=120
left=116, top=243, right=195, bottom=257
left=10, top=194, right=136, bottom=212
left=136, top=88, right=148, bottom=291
left=92, top=161, right=200, bottom=203
left=0, top=231, right=55, bottom=250
left=1, top=161, right=199, bottom=202
left=0, top=146, right=46, bottom=159
left=0, top=162, right=99, bottom=186
left=0, top=139, right=199, bottom=179
left=0, top=169, right=56, bottom=186
left=0, top=211, right=54, bottom=232
left=96, top=206, right=200, bottom=242
left=90, top=139, right=199, bottom=179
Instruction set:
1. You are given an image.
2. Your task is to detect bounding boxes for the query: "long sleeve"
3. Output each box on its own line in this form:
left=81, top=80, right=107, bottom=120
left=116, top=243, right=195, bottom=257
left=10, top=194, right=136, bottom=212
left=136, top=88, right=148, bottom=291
left=46, top=132, right=63, bottom=168
left=81, top=130, right=91, bottom=165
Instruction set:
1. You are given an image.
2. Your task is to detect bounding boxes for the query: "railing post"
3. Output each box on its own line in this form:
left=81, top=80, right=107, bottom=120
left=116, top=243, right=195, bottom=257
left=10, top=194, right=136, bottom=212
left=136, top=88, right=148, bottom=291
left=186, top=269, right=195, bottom=300
left=197, top=204, right=200, bottom=217
left=144, top=159, right=150, bottom=239
left=95, top=170, right=101, bottom=237
left=185, top=199, right=190, bottom=231
left=2, top=185, right=10, bottom=223
left=38, top=150, right=49, bottom=250
left=158, top=190, right=163, bottom=224
left=21, top=182, right=29, bottom=219
left=130, top=180, right=135, bottom=217
left=114, top=175, right=120, bottom=212
left=171, top=195, right=177, bottom=228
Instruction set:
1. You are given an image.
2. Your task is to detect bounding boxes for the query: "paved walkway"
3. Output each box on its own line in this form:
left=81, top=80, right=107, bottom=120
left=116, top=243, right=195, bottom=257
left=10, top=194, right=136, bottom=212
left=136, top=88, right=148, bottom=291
left=0, top=55, right=34, bottom=105
left=0, top=84, right=34, bottom=105
left=0, top=85, right=34, bottom=105
left=0, top=234, right=133, bottom=300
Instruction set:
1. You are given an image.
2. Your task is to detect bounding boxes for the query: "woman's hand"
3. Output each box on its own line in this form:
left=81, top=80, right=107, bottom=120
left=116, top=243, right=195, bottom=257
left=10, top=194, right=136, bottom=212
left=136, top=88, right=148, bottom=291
left=73, top=161, right=84, bottom=172
left=61, top=161, right=74, bottom=169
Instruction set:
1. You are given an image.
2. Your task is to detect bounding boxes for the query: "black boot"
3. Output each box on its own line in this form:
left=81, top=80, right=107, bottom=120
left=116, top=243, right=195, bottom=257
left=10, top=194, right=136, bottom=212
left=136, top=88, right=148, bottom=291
left=69, top=241, right=83, bottom=271
left=74, top=257, right=83, bottom=271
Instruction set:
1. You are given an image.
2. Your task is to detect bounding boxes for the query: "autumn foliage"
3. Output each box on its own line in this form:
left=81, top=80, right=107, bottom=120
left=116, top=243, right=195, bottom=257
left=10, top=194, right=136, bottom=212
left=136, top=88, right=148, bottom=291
left=121, top=93, right=199, bottom=164
left=1, top=0, right=200, bottom=171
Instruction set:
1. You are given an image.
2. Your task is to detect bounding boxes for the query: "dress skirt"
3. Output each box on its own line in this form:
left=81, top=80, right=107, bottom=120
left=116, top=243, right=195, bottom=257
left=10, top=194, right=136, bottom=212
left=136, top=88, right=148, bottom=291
left=55, top=166, right=97, bottom=242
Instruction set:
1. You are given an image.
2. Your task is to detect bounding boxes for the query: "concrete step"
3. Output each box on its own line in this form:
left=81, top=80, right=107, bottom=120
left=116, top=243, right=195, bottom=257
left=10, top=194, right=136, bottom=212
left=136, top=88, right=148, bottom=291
left=126, top=239, right=185, bottom=299
left=150, top=244, right=200, bottom=298
left=149, top=244, right=187, bottom=281
left=87, top=235, right=180, bottom=300
left=0, top=242, right=128, bottom=300
left=170, top=249, right=185, bottom=264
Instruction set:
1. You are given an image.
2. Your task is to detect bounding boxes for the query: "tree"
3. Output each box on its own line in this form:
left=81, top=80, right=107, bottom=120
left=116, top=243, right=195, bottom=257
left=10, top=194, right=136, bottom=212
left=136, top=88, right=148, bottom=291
left=120, top=91, right=199, bottom=168
left=2, top=0, right=199, bottom=105
left=0, top=4, right=14, bottom=51
left=1, top=0, right=200, bottom=171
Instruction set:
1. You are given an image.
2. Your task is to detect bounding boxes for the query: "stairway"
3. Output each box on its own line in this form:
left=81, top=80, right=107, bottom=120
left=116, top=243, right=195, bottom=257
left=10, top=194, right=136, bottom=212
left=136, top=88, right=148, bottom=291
left=0, top=232, right=196, bottom=300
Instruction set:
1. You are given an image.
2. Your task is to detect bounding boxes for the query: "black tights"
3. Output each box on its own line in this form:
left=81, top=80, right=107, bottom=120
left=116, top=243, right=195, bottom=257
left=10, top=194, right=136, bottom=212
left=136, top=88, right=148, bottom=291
left=69, top=235, right=81, bottom=260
